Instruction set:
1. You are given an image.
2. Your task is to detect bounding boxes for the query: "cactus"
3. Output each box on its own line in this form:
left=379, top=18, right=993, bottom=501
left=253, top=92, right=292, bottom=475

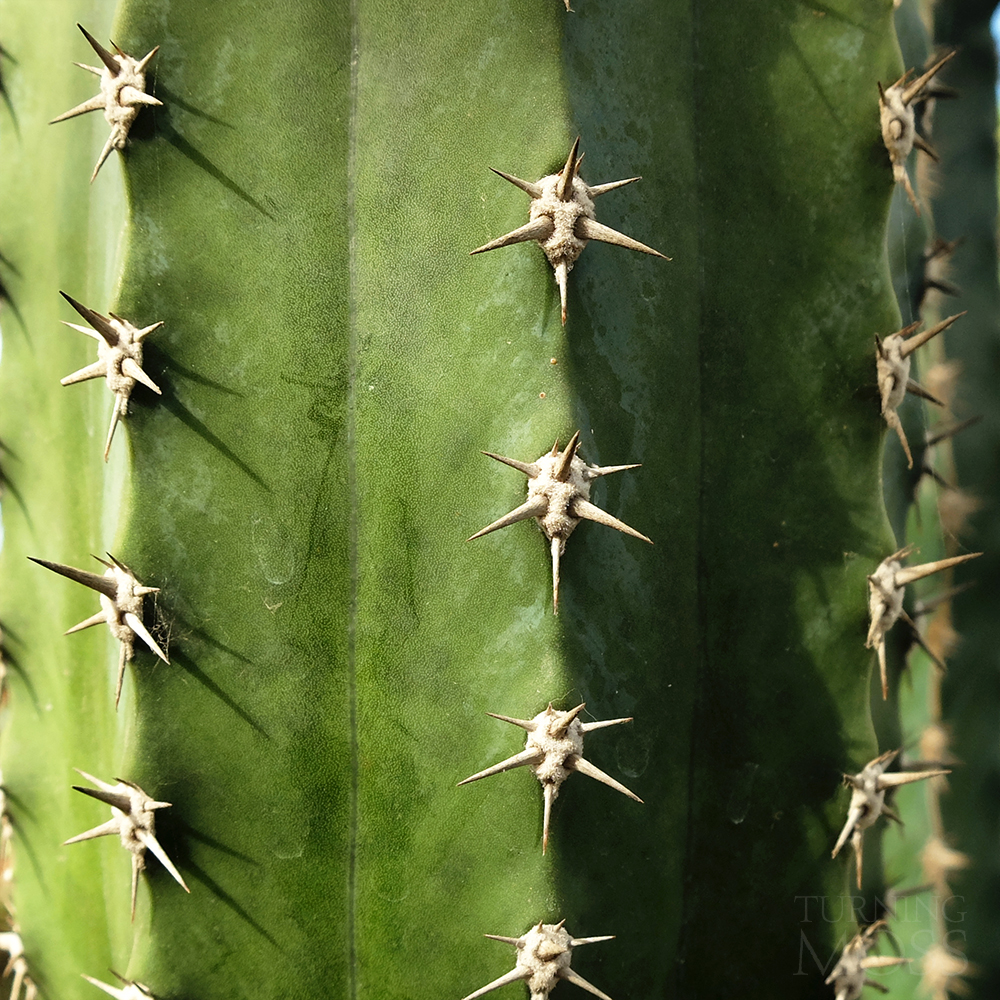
left=915, top=1, right=1000, bottom=996
left=0, top=1, right=995, bottom=999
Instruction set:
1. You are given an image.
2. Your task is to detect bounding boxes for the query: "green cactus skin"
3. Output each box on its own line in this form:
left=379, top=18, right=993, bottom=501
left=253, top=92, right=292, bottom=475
left=921, top=1, right=1000, bottom=996
left=0, top=1, right=951, bottom=998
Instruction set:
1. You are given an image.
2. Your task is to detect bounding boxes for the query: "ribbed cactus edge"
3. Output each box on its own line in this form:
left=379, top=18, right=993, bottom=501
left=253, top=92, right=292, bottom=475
left=1, top=1, right=983, bottom=999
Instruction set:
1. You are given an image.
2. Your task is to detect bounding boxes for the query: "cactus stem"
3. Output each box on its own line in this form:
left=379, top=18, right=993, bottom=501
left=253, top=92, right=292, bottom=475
left=469, top=435, right=648, bottom=613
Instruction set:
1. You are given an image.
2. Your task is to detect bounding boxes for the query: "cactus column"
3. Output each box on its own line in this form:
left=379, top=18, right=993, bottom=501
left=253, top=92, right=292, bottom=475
left=0, top=1, right=909, bottom=999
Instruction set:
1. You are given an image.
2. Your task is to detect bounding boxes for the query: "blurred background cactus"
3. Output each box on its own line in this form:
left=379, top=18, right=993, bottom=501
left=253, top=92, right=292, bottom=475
left=0, top=1, right=997, bottom=999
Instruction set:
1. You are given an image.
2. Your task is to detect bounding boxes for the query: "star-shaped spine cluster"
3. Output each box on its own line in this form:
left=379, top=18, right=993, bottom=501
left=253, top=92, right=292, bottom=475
left=58, top=291, right=163, bottom=460
left=471, top=138, right=668, bottom=324
left=458, top=702, right=641, bottom=853
left=460, top=920, right=615, bottom=1000
left=469, top=431, right=651, bottom=613
left=878, top=50, right=955, bottom=213
left=50, top=24, right=162, bottom=182
left=29, top=553, right=168, bottom=708
left=0, top=933, right=33, bottom=1000
left=825, top=920, right=910, bottom=1000
left=64, top=771, right=189, bottom=920
left=832, top=750, right=950, bottom=888
left=875, top=312, right=964, bottom=468
left=865, top=546, right=981, bottom=699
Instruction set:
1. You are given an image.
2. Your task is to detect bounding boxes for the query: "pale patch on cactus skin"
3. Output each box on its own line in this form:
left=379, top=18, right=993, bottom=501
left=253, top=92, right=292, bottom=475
left=921, top=836, right=970, bottom=893
left=824, top=920, right=910, bottom=1000
left=82, top=972, right=156, bottom=1000
left=878, top=50, right=956, bottom=214
left=468, top=431, right=651, bottom=614
left=460, top=920, right=615, bottom=1000
left=63, top=771, right=189, bottom=921
left=920, top=943, right=973, bottom=1000
left=470, top=138, right=669, bottom=325
left=874, top=312, right=965, bottom=469
left=865, top=546, right=981, bottom=699
left=49, top=24, right=162, bottom=182
left=27, top=553, right=168, bottom=709
left=457, top=703, right=641, bottom=853
left=57, top=291, right=163, bottom=461
left=831, top=750, right=951, bottom=889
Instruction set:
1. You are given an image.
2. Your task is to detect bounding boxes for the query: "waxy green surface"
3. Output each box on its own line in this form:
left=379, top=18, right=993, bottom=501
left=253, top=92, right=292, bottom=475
left=1, top=0, right=908, bottom=997
left=0, top=3, right=133, bottom=996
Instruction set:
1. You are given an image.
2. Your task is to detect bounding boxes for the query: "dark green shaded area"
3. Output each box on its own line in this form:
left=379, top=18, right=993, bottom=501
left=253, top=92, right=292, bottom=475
left=660, top=2, right=899, bottom=993
left=559, top=0, right=901, bottom=995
